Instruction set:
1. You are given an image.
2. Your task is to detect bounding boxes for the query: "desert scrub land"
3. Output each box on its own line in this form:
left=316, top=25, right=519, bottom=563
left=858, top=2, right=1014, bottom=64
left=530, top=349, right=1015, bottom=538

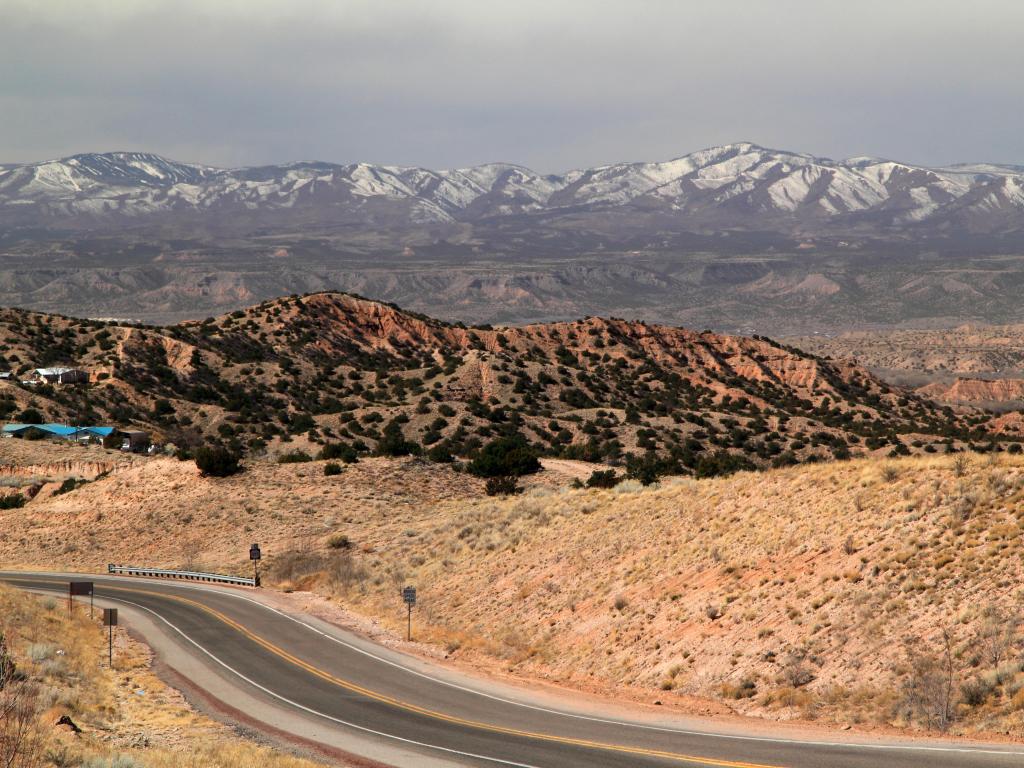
left=0, top=455, right=484, bottom=572
left=0, top=584, right=330, bottom=768
left=4, top=448, right=1024, bottom=738
left=267, top=454, right=1024, bottom=738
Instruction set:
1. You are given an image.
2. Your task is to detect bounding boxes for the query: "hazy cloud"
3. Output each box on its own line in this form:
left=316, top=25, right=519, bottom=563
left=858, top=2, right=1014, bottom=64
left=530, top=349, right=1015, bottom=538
left=2, top=0, right=1022, bottom=170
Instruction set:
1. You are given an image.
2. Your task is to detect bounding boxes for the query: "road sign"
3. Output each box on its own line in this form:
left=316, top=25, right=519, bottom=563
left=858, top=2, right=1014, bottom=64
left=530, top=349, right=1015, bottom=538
left=250, top=543, right=262, bottom=586
left=103, top=608, right=118, bottom=667
left=69, top=581, right=93, bottom=596
left=68, top=581, right=94, bottom=617
left=402, top=586, right=416, bottom=642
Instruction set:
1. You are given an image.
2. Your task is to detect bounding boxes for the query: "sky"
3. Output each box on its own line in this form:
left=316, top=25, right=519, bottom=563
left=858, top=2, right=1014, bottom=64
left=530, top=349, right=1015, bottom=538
left=2, top=0, right=1023, bottom=172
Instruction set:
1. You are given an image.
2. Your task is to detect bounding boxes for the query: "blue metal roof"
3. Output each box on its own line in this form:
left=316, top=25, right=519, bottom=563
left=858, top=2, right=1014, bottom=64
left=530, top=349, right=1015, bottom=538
left=41, top=423, right=78, bottom=436
left=3, top=423, right=117, bottom=437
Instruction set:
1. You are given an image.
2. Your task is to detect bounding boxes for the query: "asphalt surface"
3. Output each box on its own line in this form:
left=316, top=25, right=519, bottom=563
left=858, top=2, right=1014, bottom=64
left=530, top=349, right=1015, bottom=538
left=4, top=572, right=1023, bottom=768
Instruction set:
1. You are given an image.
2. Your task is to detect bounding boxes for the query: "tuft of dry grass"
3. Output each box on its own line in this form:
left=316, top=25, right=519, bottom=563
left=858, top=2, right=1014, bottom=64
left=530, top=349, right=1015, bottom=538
left=0, top=585, right=333, bottom=768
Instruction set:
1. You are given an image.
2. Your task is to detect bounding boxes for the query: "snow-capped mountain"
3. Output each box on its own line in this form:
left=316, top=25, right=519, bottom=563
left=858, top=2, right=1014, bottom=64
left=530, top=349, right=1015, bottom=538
left=2, top=143, right=1024, bottom=236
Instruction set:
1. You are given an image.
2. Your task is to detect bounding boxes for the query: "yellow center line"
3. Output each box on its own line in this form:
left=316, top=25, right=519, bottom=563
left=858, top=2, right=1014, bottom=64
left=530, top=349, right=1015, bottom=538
left=20, top=578, right=786, bottom=768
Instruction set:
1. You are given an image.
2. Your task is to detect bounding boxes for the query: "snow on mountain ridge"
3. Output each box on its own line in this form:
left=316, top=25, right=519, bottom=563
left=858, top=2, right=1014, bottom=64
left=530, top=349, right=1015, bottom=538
left=3, top=145, right=1024, bottom=231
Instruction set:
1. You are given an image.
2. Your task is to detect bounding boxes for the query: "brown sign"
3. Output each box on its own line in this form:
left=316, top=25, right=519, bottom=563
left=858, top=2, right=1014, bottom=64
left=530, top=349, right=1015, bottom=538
left=102, top=608, right=118, bottom=627
left=69, top=581, right=93, bottom=596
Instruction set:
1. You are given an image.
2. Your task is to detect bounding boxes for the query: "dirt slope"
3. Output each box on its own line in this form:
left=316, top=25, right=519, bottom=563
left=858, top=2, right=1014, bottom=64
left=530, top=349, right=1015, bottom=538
left=3, top=450, right=1023, bottom=737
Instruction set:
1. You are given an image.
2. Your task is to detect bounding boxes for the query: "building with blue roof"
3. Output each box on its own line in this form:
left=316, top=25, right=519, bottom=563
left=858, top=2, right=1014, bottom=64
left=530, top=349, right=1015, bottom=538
left=2, top=423, right=79, bottom=438
left=1, top=423, right=148, bottom=451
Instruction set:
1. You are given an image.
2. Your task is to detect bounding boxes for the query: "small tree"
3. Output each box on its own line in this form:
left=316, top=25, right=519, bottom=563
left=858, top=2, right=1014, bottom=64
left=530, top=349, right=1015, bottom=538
left=426, top=442, right=454, bottom=464
left=318, top=442, right=358, bottom=463
left=194, top=445, right=242, bottom=477
left=0, top=494, right=25, bottom=510
left=375, top=419, right=419, bottom=457
left=468, top=435, right=540, bottom=478
left=585, top=469, right=619, bottom=489
left=15, top=408, right=41, bottom=425
left=485, top=476, right=521, bottom=496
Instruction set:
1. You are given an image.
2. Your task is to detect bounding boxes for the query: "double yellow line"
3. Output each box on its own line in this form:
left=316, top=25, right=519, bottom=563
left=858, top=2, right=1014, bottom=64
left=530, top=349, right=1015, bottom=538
left=42, top=579, right=786, bottom=768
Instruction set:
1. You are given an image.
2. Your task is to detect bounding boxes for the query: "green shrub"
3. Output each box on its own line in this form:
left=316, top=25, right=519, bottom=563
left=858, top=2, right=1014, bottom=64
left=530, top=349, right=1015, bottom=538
left=625, top=452, right=680, bottom=485
left=277, top=450, right=312, bottom=464
left=0, top=493, right=25, bottom=509
left=194, top=445, right=242, bottom=477
left=53, top=478, right=87, bottom=496
left=15, top=408, right=42, bottom=424
left=326, top=533, right=351, bottom=549
left=318, top=442, right=358, bottom=463
left=585, top=469, right=619, bottom=489
left=694, top=450, right=755, bottom=479
left=376, top=419, right=419, bottom=457
left=426, top=443, right=454, bottom=463
left=485, top=476, right=521, bottom=496
left=469, top=435, right=541, bottom=478
left=324, top=462, right=342, bottom=476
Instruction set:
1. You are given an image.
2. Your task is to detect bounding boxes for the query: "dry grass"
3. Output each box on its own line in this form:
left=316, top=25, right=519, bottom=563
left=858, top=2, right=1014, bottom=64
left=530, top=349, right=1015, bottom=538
left=4, top=449, right=1024, bottom=737
left=0, top=585, right=331, bottom=768
left=267, top=453, right=1024, bottom=737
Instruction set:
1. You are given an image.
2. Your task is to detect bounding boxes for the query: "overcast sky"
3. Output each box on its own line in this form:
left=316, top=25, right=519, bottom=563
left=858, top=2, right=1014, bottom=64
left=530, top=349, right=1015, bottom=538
left=2, top=0, right=1022, bottom=171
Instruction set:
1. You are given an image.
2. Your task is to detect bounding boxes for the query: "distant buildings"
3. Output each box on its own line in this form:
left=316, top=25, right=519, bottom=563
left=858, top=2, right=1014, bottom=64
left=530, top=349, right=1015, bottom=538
left=0, top=364, right=153, bottom=452
left=31, top=367, right=89, bottom=384
left=1, top=423, right=150, bottom=452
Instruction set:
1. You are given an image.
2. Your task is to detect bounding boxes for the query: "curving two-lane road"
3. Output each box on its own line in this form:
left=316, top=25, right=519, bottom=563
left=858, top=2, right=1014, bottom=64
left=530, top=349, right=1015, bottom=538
left=3, top=572, right=1022, bottom=768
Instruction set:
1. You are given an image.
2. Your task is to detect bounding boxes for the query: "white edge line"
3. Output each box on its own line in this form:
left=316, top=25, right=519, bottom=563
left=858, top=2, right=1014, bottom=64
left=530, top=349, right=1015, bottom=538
left=154, top=579, right=1024, bottom=758
left=12, top=574, right=1024, bottom=759
left=19, top=585, right=540, bottom=768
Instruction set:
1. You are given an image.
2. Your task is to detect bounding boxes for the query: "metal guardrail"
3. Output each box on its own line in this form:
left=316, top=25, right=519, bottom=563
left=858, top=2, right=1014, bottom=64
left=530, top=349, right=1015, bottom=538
left=107, top=563, right=257, bottom=587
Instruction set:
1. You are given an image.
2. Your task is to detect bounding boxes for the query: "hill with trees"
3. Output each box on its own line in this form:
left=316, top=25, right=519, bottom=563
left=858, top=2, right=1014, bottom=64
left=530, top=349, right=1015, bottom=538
left=0, top=292, right=1010, bottom=480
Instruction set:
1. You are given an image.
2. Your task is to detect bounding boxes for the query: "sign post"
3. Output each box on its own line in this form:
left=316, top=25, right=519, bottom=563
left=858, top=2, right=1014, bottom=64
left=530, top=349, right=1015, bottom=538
left=102, top=608, right=118, bottom=667
left=402, top=586, right=416, bottom=642
left=68, top=581, right=94, bottom=618
left=249, top=543, right=261, bottom=587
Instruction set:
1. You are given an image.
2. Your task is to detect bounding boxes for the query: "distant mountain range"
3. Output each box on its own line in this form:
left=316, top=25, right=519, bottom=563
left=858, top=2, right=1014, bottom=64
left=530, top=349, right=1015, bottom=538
left=3, top=143, right=1024, bottom=236
left=4, top=143, right=1024, bottom=331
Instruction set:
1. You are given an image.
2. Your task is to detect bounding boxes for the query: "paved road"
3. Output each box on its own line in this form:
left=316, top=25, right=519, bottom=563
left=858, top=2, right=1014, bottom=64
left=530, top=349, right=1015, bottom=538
left=3, top=572, right=1023, bottom=768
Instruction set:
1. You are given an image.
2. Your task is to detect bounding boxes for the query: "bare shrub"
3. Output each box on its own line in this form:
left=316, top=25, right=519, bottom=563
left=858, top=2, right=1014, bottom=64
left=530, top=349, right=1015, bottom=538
left=901, top=629, right=957, bottom=731
left=953, top=454, right=970, bottom=478
left=779, top=652, right=815, bottom=688
left=977, top=607, right=1018, bottom=669
left=720, top=677, right=757, bottom=699
left=267, top=548, right=367, bottom=595
left=325, top=550, right=368, bottom=593
left=1, top=633, right=43, bottom=768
